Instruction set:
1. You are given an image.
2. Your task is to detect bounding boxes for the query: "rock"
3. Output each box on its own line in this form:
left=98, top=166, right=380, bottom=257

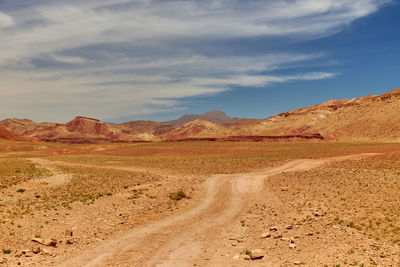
left=31, top=237, right=44, bottom=244
left=0, top=258, right=7, bottom=264
left=261, top=232, right=271, bottom=238
left=273, top=234, right=283, bottom=239
left=281, top=187, right=289, bottom=191
left=43, top=239, right=57, bottom=247
left=32, top=238, right=57, bottom=247
left=243, top=255, right=250, bottom=260
left=306, top=232, right=313, bottom=236
left=233, top=255, right=240, bottom=260
left=289, top=243, right=296, bottom=249
left=231, top=243, right=236, bottom=246
left=294, top=261, right=302, bottom=265
left=286, top=225, right=293, bottom=230
left=32, top=247, right=41, bottom=254
left=269, top=226, right=278, bottom=231
left=21, top=250, right=31, bottom=255
left=41, top=249, right=52, bottom=256
left=249, top=249, right=264, bottom=260
left=66, top=239, right=73, bottom=245
left=65, top=229, right=73, bottom=237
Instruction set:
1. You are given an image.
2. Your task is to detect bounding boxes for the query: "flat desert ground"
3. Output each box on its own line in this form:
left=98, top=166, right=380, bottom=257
left=0, top=140, right=399, bottom=266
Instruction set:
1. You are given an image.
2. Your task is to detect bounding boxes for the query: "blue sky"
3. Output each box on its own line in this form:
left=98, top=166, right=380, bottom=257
left=0, top=0, right=398, bottom=123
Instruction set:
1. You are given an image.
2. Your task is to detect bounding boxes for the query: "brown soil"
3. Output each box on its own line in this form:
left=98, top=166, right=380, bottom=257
left=1, top=142, right=399, bottom=267
left=51, top=154, right=390, bottom=266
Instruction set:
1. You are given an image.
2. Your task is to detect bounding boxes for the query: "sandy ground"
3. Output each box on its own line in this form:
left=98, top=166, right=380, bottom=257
left=1, top=152, right=399, bottom=266
left=54, top=153, right=383, bottom=266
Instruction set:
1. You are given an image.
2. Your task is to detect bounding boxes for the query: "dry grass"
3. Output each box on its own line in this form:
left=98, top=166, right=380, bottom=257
left=0, top=157, right=51, bottom=188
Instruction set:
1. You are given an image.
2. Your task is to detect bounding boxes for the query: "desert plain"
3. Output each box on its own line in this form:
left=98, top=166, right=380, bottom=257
left=0, top=140, right=399, bottom=266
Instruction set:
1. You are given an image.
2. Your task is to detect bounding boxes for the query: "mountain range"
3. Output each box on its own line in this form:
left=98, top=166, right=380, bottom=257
left=1, top=88, right=400, bottom=143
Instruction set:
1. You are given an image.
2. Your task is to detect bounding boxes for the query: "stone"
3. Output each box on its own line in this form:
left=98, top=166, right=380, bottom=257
left=32, top=247, right=41, bottom=254
left=269, top=226, right=278, bottom=231
left=43, top=239, right=57, bottom=247
left=289, top=243, right=296, bottom=249
left=261, top=232, right=271, bottom=238
left=233, top=255, right=240, bottom=260
left=65, top=229, right=73, bottom=237
left=41, top=249, right=52, bottom=256
left=0, top=258, right=7, bottom=264
left=31, top=238, right=44, bottom=244
left=32, top=238, right=57, bottom=247
left=243, top=255, right=250, bottom=260
left=21, top=250, right=30, bottom=255
left=294, top=261, right=302, bottom=265
left=286, top=225, right=293, bottom=230
left=66, top=239, right=73, bottom=245
left=249, top=249, right=264, bottom=260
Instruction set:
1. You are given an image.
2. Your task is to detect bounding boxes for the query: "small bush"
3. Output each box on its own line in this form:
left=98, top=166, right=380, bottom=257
left=16, top=188, right=26, bottom=193
left=169, top=190, right=187, bottom=201
left=2, top=249, right=11, bottom=254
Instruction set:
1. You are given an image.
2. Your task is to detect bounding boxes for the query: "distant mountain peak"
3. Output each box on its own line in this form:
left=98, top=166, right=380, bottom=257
left=164, top=110, right=239, bottom=126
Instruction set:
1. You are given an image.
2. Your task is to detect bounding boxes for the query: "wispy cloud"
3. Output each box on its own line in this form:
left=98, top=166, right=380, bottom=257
left=0, top=0, right=389, bottom=121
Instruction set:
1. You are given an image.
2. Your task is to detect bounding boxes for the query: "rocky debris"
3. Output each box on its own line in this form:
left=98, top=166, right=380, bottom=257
left=261, top=232, right=271, bottom=238
left=65, top=229, right=73, bottom=236
left=41, top=249, right=52, bottom=256
left=249, top=249, right=265, bottom=260
left=31, top=238, right=57, bottom=247
left=32, top=247, right=41, bottom=254
left=19, top=250, right=32, bottom=257
left=273, top=234, right=283, bottom=239
left=0, top=257, right=7, bottom=264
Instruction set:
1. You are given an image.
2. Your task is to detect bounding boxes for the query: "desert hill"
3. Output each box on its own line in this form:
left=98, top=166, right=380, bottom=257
left=240, top=88, right=400, bottom=142
left=2, top=88, right=400, bottom=143
left=164, top=110, right=238, bottom=126
left=0, top=125, right=36, bottom=142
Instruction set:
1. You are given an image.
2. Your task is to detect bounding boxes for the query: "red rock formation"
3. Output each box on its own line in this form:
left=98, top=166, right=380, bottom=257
left=65, top=116, right=115, bottom=137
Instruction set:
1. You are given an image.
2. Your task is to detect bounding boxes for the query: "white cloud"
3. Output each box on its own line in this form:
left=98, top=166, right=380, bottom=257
left=0, top=12, right=14, bottom=28
left=50, top=54, right=87, bottom=64
left=0, top=0, right=389, bottom=121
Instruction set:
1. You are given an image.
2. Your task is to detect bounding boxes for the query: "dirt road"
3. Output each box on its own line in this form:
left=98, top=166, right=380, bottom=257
left=54, top=153, right=379, bottom=267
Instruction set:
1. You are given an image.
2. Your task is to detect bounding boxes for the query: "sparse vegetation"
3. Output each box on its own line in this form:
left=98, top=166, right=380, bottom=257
left=2, top=249, right=11, bottom=254
left=169, top=190, right=187, bottom=201
left=0, top=140, right=399, bottom=265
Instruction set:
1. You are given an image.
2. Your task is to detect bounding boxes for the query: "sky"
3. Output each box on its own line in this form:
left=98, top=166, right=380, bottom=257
left=0, top=0, right=398, bottom=123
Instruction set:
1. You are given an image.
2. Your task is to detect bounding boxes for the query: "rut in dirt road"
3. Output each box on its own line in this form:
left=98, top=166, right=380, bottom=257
left=57, top=153, right=380, bottom=267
